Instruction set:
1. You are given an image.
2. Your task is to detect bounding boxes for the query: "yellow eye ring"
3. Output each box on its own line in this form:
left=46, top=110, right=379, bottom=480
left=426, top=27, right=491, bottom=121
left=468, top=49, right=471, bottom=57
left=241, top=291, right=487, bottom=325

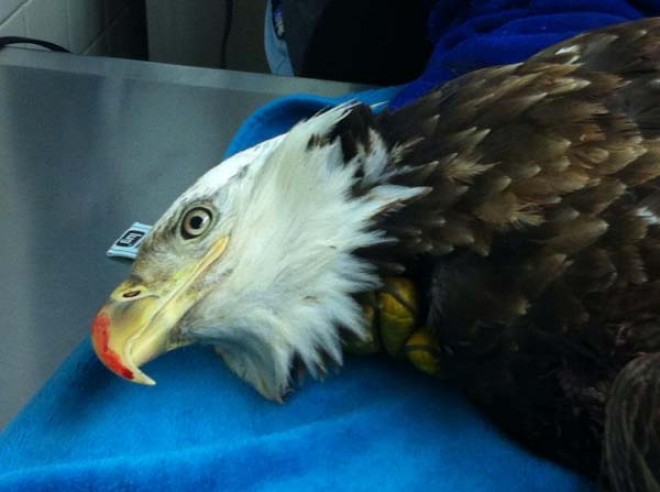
left=181, top=207, right=213, bottom=239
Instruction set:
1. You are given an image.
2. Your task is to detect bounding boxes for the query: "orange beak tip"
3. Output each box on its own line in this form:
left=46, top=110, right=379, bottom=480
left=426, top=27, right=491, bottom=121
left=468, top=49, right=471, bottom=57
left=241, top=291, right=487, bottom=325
left=91, top=311, right=138, bottom=382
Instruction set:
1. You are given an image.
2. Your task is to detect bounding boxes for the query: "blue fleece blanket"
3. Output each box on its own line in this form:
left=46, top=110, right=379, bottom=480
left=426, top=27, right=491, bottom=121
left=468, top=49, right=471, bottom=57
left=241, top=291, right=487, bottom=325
left=3, top=2, right=660, bottom=490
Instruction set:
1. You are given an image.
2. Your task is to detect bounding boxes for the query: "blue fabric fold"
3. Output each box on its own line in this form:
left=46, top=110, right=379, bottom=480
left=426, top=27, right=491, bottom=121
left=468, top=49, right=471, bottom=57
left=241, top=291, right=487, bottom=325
left=4, top=2, right=660, bottom=490
left=0, top=342, right=594, bottom=491
left=223, top=87, right=400, bottom=157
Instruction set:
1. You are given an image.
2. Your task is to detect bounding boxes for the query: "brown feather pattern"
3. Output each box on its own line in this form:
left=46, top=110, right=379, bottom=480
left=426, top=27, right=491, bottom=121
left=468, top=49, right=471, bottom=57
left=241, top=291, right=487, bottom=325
left=327, top=18, right=660, bottom=490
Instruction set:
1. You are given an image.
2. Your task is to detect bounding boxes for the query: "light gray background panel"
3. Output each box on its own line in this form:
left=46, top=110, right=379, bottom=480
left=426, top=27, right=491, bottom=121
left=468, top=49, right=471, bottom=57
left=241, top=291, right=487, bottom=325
left=0, top=48, right=367, bottom=428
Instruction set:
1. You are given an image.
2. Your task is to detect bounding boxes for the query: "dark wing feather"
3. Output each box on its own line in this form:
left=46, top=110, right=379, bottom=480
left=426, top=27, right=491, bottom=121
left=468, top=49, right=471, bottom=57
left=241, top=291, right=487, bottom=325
left=367, top=17, right=660, bottom=482
left=530, top=17, right=660, bottom=74
left=320, top=19, right=660, bottom=479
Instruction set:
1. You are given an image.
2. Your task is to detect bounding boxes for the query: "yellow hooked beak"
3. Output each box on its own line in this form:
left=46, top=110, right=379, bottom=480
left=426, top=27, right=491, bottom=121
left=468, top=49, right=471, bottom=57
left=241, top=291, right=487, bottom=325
left=91, top=236, right=229, bottom=384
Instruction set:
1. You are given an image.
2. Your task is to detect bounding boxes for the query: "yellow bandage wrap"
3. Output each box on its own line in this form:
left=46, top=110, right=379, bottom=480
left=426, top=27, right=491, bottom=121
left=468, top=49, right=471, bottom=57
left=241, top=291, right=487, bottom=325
left=405, top=328, right=444, bottom=377
left=346, top=277, right=444, bottom=378
left=378, top=277, right=418, bottom=358
left=345, top=277, right=443, bottom=376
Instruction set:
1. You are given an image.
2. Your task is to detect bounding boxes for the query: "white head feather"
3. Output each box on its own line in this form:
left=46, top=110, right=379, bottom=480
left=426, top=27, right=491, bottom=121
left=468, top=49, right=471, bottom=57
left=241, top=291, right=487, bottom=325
left=138, top=105, right=427, bottom=400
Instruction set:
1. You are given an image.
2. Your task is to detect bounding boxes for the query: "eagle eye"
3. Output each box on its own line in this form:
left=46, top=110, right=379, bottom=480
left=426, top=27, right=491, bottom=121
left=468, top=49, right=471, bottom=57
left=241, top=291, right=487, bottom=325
left=181, top=207, right=213, bottom=239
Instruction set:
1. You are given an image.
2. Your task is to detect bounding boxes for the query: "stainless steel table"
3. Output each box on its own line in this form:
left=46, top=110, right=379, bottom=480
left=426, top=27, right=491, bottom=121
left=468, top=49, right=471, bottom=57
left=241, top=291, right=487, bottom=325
left=0, top=48, right=366, bottom=428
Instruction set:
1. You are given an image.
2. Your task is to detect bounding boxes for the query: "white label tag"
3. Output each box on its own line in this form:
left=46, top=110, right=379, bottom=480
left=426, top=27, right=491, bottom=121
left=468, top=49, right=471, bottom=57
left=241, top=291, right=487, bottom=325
left=106, top=222, right=153, bottom=260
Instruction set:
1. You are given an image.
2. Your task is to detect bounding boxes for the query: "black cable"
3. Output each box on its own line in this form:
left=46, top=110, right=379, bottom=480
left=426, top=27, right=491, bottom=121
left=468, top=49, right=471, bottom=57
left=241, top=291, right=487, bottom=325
left=219, top=0, right=234, bottom=69
left=0, top=36, right=70, bottom=53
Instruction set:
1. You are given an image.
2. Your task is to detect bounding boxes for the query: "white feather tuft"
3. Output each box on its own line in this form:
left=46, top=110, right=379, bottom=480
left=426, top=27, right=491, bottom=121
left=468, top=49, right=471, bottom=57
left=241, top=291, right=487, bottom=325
left=147, top=105, right=427, bottom=400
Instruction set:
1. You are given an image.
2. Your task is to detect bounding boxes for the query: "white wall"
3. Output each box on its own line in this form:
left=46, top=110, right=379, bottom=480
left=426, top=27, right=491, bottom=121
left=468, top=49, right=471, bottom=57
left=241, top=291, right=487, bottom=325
left=0, top=0, right=267, bottom=71
left=0, top=0, right=146, bottom=57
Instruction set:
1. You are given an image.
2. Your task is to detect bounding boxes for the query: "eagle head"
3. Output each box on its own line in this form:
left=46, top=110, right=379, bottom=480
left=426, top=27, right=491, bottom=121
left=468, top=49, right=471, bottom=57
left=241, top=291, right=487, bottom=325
left=91, top=104, right=427, bottom=401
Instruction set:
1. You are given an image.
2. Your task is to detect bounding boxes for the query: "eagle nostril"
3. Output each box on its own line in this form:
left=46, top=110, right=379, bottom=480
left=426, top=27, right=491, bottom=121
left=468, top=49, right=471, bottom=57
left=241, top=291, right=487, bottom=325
left=122, top=289, right=141, bottom=299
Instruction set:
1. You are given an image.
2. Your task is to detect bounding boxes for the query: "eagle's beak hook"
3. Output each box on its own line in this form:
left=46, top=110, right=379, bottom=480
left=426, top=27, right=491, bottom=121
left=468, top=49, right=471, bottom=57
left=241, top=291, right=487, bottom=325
left=91, top=236, right=229, bottom=383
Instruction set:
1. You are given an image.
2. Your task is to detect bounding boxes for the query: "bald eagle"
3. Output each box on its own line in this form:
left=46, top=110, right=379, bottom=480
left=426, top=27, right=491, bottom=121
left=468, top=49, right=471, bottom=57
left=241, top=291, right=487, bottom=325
left=92, top=18, right=660, bottom=491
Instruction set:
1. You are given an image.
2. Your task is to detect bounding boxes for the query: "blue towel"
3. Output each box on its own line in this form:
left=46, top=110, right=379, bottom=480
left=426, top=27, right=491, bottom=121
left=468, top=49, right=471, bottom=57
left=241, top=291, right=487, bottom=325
left=3, top=2, right=660, bottom=490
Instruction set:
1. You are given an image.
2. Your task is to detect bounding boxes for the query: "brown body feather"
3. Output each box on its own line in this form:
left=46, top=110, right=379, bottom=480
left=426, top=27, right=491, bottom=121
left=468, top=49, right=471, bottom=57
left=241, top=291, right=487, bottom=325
left=335, top=18, right=660, bottom=491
